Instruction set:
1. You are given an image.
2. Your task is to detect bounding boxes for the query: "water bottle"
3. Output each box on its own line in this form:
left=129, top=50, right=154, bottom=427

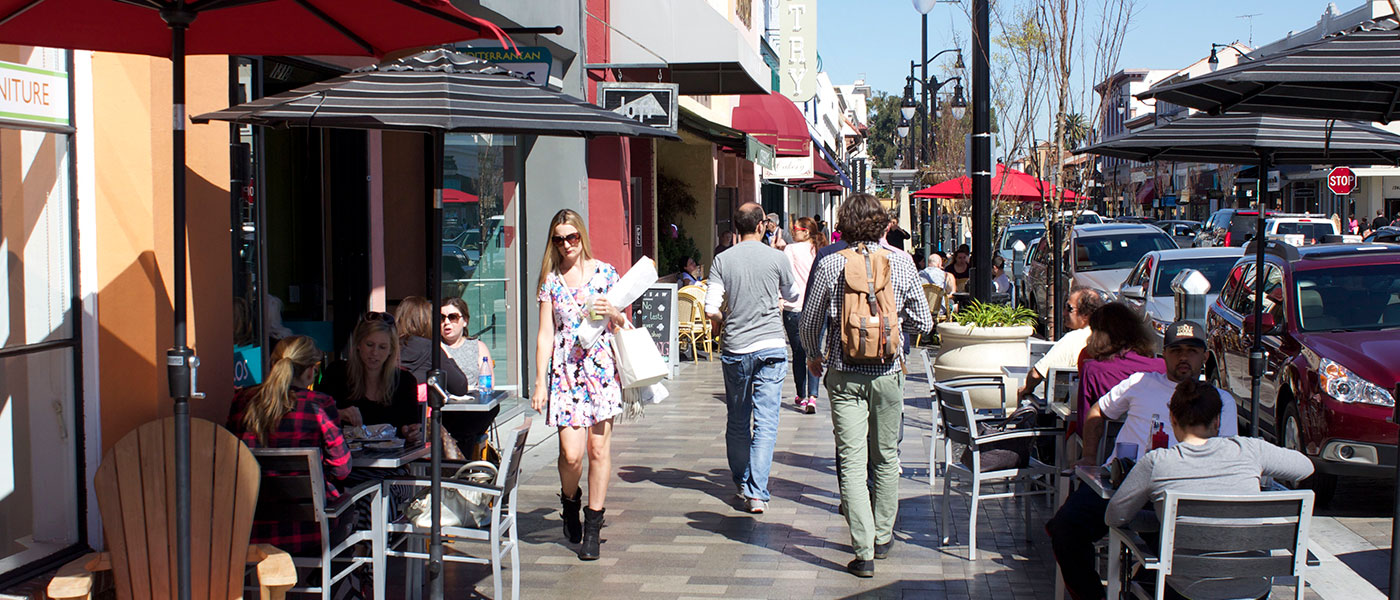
left=477, top=355, right=493, bottom=400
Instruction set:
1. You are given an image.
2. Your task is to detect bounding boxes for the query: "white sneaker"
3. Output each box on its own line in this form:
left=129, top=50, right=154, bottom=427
left=746, top=498, right=768, bottom=514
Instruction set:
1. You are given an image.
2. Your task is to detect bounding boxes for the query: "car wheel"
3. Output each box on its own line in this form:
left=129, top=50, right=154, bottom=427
left=1283, top=403, right=1336, bottom=507
left=1205, top=356, right=1222, bottom=389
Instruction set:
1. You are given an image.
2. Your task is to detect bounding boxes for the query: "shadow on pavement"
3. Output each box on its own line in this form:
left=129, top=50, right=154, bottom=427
left=1337, top=548, right=1390, bottom=595
left=684, top=510, right=848, bottom=573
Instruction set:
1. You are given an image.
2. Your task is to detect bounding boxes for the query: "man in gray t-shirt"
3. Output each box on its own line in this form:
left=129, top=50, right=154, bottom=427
left=706, top=202, right=798, bottom=514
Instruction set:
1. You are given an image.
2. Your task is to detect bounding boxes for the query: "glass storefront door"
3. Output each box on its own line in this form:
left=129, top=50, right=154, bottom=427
left=441, top=134, right=521, bottom=388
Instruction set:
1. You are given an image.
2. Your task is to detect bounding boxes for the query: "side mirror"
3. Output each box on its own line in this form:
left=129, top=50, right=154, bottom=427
left=1120, top=285, right=1146, bottom=301
left=1243, top=313, right=1278, bottom=336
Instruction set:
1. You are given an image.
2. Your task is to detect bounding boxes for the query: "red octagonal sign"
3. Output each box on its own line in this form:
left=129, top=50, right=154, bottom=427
left=1328, top=166, right=1357, bottom=195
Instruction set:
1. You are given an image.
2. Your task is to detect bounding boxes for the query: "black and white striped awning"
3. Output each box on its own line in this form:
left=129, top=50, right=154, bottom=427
left=1073, top=113, right=1400, bottom=166
left=1138, top=20, right=1400, bottom=123
left=193, top=49, right=678, bottom=140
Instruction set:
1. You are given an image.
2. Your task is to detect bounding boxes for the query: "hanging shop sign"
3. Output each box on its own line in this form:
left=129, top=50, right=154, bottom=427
left=0, top=59, right=68, bottom=130
left=457, top=45, right=553, bottom=87
left=598, top=82, right=679, bottom=133
left=766, top=155, right=814, bottom=180
left=745, top=135, right=775, bottom=169
left=1267, top=170, right=1281, bottom=192
left=779, top=0, right=817, bottom=103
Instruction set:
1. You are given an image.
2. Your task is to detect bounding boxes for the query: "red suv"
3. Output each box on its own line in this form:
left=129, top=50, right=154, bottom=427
left=1205, top=241, right=1400, bottom=504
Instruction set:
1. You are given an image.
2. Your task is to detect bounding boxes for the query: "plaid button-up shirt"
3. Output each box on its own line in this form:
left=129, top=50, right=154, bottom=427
left=228, top=387, right=351, bottom=555
left=799, top=242, right=932, bottom=377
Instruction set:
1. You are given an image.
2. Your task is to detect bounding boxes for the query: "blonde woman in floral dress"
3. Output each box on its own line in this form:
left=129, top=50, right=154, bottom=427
left=530, top=208, right=625, bottom=561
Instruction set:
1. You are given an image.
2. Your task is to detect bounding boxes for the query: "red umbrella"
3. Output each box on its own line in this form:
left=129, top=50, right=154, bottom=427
left=0, top=3, right=507, bottom=598
left=913, top=163, right=1082, bottom=202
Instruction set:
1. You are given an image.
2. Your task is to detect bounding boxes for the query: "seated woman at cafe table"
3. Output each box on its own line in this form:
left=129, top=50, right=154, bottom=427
left=439, top=296, right=502, bottom=454
left=227, top=335, right=351, bottom=554
left=394, top=295, right=494, bottom=457
left=320, top=313, right=423, bottom=445
left=1105, top=379, right=1312, bottom=600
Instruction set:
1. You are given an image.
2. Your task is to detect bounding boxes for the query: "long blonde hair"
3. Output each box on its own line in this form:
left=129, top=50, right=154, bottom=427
left=537, top=209, right=594, bottom=289
left=346, top=318, right=400, bottom=405
left=244, top=335, right=321, bottom=445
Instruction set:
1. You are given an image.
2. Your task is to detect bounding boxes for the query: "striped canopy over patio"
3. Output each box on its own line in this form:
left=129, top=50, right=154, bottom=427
left=1073, top=113, right=1400, bottom=166
left=194, top=49, right=678, bottom=140
left=1138, top=19, right=1400, bottom=123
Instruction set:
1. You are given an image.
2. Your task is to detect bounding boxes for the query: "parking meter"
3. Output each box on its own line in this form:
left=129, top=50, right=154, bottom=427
left=1011, top=239, right=1027, bottom=279
left=1171, top=268, right=1212, bottom=322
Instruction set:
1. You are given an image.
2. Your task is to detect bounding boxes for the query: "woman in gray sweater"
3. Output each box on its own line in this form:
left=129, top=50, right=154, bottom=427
left=1105, top=379, right=1313, bottom=598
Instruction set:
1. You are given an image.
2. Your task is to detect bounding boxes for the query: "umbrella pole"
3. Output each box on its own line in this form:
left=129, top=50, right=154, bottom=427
left=161, top=8, right=196, bottom=600
left=427, top=130, right=446, bottom=600
left=1248, top=155, right=1270, bottom=438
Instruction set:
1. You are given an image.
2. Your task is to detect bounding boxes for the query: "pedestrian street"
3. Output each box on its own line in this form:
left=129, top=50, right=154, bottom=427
left=442, top=351, right=1060, bottom=599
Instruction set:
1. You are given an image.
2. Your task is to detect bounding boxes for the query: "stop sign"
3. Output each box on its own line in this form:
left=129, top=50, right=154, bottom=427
left=1328, top=166, right=1357, bottom=195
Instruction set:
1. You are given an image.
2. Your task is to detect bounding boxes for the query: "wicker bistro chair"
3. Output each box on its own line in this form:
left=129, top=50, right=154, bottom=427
left=676, top=286, right=713, bottom=361
left=247, top=448, right=385, bottom=599
left=915, top=283, right=949, bottom=346
left=1106, top=490, right=1315, bottom=600
left=385, top=421, right=531, bottom=600
left=47, top=418, right=296, bottom=600
left=934, top=380, right=1062, bottom=560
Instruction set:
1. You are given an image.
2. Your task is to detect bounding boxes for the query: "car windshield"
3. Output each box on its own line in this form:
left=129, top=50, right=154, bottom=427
left=1002, top=226, right=1045, bottom=250
left=1075, top=213, right=1101, bottom=224
left=1295, top=263, right=1400, bottom=332
left=1151, top=257, right=1238, bottom=297
left=1275, top=221, right=1335, bottom=240
left=1074, top=233, right=1177, bottom=271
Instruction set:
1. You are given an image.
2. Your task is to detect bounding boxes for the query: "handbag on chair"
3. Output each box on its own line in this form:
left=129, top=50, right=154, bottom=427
left=403, top=461, right=496, bottom=529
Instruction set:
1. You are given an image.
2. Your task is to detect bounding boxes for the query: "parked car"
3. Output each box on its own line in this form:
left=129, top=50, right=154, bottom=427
left=1155, top=219, right=1203, bottom=248
left=1054, top=209, right=1104, bottom=225
left=1117, top=247, right=1243, bottom=348
left=1112, top=215, right=1156, bottom=225
left=998, top=222, right=1046, bottom=264
left=1027, top=223, right=1177, bottom=330
left=1204, top=241, right=1400, bottom=504
left=1262, top=215, right=1354, bottom=246
left=1195, top=208, right=1275, bottom=247
left=1014, top=235, right=1043, bottom=308
left=1363, top=226, right=1400, bottom=244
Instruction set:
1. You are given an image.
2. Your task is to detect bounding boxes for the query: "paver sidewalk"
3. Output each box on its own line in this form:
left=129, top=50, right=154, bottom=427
left=496, top=352, right=1059, bottom=599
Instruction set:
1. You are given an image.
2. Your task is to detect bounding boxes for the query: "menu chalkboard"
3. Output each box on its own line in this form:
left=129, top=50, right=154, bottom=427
left=630, top=283, right=678, bottom=374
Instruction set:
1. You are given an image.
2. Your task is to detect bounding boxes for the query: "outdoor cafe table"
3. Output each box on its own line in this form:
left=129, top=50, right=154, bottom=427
left=352, top=444, right=431, bottom=469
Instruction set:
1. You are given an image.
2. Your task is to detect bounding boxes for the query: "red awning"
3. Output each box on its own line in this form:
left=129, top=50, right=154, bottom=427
left=444, top=189, right=479, bottom=203
left=912, top=164, right=1081, bottom=202
left=733, top=92, right=811, bottom=157
left=811, top=183, right=845, bottom=193
left=1136, top=179, right=1156, bottom=205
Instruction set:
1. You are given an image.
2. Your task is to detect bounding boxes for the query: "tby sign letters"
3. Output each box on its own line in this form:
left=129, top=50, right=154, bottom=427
left=779, top=0, right=817, bottom=103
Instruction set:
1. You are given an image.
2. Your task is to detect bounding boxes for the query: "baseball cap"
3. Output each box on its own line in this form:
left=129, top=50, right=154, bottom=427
left=1162, top=320, right=1206, bottom=349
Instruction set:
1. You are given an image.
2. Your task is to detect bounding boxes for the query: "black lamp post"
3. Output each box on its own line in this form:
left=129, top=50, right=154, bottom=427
left=903, top=66, right=965, bottom=257
left=971, top=0, right=992, bottom=301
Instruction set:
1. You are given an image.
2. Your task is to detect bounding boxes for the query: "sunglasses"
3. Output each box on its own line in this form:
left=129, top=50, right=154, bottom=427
left=363, top=311, right=396, bottom=327
left=440, top=312, right=463, bottom=323
left=552, top=232, right=582, bottom=246
left=793, top=226, right=808, bottom=232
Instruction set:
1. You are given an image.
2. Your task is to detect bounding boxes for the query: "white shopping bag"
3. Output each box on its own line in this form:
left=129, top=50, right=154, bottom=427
left=610, top=324, right=669, bottom=389
left=577, top=256, right=658, bottom=349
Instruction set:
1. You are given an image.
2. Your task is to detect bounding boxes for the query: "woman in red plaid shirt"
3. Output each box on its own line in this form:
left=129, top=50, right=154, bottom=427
left=228, top=335, right=351, bottom=554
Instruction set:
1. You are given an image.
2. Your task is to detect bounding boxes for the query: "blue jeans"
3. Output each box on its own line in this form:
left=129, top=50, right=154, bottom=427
left=782, top=310, right=821, bottom=398
left=720, top=347, right=788, bottom=501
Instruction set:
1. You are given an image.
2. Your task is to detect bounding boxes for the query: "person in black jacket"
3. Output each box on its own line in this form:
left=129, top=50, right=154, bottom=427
left=395, top=296, right=499, bottom=454
left=319, top=314, right=422, bottom=444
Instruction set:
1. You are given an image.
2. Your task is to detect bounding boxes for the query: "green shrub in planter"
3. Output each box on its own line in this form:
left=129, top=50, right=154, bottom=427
left=953, top=300, right=1038, bottom=329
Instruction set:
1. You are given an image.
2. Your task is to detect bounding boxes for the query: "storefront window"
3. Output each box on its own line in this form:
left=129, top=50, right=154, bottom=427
left=442, top=134, right=521, bottom=387
left=0, top=124, right=82, bottom=579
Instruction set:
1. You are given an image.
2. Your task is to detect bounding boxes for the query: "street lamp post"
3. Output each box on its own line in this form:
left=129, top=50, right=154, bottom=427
left=972, top=0, right=992, bottom=301
left=903, top=66, right=965, bottom=258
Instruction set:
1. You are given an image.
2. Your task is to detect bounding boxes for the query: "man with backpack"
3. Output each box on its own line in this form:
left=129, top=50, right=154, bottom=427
left=707, top=202, right=800, bottom=514
left=799, top=193, right=931, bottom=577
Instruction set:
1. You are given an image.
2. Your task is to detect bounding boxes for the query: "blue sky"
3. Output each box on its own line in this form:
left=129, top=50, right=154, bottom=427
left=818, top=0, right=1343, bottom=101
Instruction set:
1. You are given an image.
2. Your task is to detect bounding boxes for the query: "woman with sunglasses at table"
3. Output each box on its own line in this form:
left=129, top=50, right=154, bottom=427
left=532, top=208, right=626, bottom=561
left=320, top=313, right=424, bottom=445
left=440, top=297, right=501, bottom=452
left=227, top=335, right=352, bottom=555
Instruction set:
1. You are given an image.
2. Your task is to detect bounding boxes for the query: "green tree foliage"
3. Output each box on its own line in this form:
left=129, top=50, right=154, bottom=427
left=1057, top=112, right=1089, bottom=150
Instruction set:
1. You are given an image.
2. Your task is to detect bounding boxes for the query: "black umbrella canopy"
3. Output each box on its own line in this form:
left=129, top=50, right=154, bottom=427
left=194, top=48, right=679, bottom=139
left=1138, top=19, right=1400, bottom=123
left=1073, top=113, right=1400, bottom=166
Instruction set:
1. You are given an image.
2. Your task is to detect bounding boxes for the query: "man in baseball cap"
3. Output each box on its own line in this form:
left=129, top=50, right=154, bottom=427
left=1048, top=318, right=1238, bottom=600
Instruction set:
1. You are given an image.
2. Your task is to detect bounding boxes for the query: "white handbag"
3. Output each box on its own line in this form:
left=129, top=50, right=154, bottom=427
left=611, top=322, right=669, bottom=389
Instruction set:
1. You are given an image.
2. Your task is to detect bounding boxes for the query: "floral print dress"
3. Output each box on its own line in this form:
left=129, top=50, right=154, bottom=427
left=539, top=261, right=623, bottom=427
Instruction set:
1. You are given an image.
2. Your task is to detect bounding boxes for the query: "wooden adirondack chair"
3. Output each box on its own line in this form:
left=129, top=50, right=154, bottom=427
left=47, top=417, right=296, bottom=600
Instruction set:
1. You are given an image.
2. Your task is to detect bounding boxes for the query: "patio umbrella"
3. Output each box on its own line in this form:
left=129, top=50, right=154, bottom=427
left=1075, top=112, right=1400, bottom=440
left=913, top=163, right=1079, bottom=201
left=1137, top=19, right=1400, bottom=123
left=196, top=48, right=679, bottom=597
left=0, top=3, right=506, bottom=599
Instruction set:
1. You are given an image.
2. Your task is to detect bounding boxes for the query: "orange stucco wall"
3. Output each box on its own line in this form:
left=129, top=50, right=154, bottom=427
left=92, top=53, right=232, bottom=451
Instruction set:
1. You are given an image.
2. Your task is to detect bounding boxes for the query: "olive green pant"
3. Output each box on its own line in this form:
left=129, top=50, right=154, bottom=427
left=825, top=369, right=904, bottom=560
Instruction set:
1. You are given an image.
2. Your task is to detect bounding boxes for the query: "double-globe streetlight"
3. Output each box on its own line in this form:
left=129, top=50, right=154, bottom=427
left=901, top=60, right=966, bottom=255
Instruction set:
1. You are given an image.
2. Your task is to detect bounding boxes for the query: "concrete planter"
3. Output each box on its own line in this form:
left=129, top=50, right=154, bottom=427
left=933, top=322, right=1034, bottom=411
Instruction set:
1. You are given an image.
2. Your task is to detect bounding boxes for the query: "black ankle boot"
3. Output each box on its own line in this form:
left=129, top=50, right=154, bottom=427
left=579, top=506, right=605, bottom=560
left=560, top=489, right=583, bottom=544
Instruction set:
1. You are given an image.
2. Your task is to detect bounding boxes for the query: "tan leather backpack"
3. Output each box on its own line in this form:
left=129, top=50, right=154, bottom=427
left=838, top=245, right=901, bottom=363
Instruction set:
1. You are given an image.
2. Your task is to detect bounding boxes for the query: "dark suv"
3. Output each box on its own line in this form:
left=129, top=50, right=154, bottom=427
left=1204, top=242, right=1400, bottom=503
left=1196, top=208, right=1276, bottom=248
